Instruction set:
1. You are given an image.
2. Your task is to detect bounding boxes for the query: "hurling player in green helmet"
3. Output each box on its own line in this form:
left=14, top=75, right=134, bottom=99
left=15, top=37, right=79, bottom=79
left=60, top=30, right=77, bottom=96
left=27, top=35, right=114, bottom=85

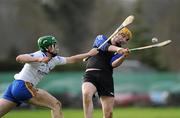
left=38, top=36, right=59, bottom=55
left=0, top=35, right=98, bottom=118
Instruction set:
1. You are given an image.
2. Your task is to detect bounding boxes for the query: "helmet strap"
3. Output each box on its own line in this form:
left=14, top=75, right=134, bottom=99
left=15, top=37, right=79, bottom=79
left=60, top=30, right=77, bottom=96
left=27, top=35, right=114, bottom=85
left=45, top=45, right=57, bottom=57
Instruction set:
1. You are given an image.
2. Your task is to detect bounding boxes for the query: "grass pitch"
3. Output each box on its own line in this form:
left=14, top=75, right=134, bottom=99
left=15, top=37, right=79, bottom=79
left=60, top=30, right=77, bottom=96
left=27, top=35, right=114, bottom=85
left=3, top=107, right=180, bottom=118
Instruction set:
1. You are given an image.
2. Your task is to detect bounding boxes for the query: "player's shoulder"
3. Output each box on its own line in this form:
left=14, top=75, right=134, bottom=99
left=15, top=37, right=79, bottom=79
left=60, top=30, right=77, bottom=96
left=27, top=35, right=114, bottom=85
left=96, top=35, right=107, bottom=40
left=29, top=50, right=46, bottom=58
left=53, top=55, right=65, bottom=60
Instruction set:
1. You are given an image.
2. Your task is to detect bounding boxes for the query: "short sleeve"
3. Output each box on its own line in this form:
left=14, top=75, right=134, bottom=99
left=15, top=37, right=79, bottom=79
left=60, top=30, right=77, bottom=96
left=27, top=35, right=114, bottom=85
left=93, top=35, right=110, bottom=51
left=51, top=56, right=67, bottom=65
left=110, top=54, right=123, bottom=64
left=29, top=51, right=46, bottom=58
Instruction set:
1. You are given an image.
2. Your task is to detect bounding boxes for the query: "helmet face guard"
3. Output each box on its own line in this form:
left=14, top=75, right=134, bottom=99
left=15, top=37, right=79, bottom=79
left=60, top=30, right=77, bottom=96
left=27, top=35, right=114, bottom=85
left=51, top=43, right=60, bottom=55
left=38, top=36, right=59, bottom=55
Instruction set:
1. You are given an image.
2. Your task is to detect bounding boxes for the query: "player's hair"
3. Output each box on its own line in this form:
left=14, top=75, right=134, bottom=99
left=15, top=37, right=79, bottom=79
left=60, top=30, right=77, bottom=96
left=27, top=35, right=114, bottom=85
left=119, top=27, right=132, bottom=40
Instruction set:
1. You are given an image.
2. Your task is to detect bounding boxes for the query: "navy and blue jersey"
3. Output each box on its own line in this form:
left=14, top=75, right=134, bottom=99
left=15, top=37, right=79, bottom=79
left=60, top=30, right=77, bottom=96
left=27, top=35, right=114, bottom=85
left=86, top=35, right=123, bottom=74
left=92, top=35, right=110, bottom=51
left=1, top=80, right=35, bottom=105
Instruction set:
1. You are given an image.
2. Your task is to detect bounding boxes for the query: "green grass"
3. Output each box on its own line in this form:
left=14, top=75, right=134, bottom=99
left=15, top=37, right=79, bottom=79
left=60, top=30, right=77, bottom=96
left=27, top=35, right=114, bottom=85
left=3, top=107, right=180, bottom=118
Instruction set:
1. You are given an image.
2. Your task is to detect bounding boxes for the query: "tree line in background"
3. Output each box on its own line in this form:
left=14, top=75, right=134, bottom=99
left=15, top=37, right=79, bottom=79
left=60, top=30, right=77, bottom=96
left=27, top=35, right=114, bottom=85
left=0, top=0, right=179, bottom=71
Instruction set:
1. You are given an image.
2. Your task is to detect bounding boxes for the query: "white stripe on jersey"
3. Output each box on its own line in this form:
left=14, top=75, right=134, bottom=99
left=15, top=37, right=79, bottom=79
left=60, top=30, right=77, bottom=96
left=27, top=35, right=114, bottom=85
left=14, top=51, right=67, bottom=86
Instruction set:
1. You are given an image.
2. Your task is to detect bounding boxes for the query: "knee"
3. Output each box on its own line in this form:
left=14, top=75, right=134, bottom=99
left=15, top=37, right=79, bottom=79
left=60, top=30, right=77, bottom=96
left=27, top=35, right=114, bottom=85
left=103, top=107, right=113, bottom=118
left=83, top=91, right=92, bottom=103
left=51, top=100, right=62, bottom=110
left=104, top=111, right=113, bottom=118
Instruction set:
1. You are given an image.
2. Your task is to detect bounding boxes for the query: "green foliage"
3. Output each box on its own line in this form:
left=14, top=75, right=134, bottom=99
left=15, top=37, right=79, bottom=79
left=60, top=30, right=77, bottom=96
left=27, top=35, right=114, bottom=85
left=42, top=0, right=95, bottom=53
left=128, top=0, right=169, bottom=71
left=41, top=0, right=124, bottom=54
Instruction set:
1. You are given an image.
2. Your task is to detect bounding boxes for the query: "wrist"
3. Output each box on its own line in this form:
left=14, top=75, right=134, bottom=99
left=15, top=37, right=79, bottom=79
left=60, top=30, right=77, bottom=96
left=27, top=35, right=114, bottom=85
left=116, top=48, right=123, bottom=53
left=35, top=57, right=41, bottom=62
left=87, top=52, right=91, bottom=57
left=122, top=54, right=126, bottom=58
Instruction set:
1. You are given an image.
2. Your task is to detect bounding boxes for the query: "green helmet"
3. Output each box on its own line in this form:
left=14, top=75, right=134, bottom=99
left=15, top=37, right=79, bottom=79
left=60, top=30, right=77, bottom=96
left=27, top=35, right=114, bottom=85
left=38, top=35, right=57, bottom=51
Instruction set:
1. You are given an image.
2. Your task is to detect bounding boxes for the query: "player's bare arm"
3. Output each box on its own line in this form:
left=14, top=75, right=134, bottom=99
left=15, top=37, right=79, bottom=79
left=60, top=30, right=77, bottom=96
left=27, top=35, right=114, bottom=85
left=66, top=48, right=98, bottom=63
left=112, top=48, right=129, bottom=68
left=108, top=45, right=124, bottom=53
left=16, top=54, right=50, bottom=63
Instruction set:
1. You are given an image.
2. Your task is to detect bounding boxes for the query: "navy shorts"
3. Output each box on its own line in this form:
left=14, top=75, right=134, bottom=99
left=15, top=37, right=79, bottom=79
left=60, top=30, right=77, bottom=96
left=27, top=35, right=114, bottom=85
left=1, top=80, right=36, bottom=105
left=83, top=70, right=114, bottom=97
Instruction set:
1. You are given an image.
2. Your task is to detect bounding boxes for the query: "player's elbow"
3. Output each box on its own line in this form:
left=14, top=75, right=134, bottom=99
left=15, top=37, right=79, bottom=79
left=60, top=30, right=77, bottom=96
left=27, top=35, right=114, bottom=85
left=16, top=55, right=21, bottom=62
left=112, top=64, right=119, bottom=68
left=111, top=62, right=122, bottom=68
left=16, top=55, right=24, bottom=63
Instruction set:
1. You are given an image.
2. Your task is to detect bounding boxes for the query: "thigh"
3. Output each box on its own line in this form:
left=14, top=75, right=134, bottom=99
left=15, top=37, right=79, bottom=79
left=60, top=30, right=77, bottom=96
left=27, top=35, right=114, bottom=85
left=100, top=96, right=114, bottom=111
left=98, top=73, right=114, bottom=97
left=82, top=82, right=97, bottom=96
left=0, top=98, right=17, bottom=116
left=28, top=89, right=60, bottom=109
left=83, top=71, right=99, bottom=96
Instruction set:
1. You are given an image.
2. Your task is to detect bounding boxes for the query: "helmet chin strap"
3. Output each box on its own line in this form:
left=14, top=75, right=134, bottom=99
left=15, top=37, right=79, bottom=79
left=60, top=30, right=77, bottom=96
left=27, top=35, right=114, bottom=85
left=116, top=42, right=122, bottom=47
left=45, top=45, right=58, bottom=57
left=45, top=49, right=57, bottom=57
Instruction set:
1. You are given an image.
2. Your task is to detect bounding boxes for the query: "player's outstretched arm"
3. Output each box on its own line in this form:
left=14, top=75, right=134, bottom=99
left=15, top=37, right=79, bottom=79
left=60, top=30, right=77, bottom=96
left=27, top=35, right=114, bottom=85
left=66, top=48, right=98, bottom=64
left=108, top=45, right=124, bottom=53
left=16, top=54, right=50, bottom=63
left=111, top=48, right=129, bottom=68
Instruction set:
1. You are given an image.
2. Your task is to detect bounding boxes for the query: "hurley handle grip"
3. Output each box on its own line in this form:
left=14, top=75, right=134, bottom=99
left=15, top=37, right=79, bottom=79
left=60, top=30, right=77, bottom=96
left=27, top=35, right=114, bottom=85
left=83, top=56, right=91, bottom=61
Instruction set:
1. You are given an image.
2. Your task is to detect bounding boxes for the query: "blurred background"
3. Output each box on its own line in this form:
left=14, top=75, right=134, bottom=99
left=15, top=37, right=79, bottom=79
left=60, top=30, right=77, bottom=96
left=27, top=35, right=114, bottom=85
left=0, top=0, right=180, bottom=117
